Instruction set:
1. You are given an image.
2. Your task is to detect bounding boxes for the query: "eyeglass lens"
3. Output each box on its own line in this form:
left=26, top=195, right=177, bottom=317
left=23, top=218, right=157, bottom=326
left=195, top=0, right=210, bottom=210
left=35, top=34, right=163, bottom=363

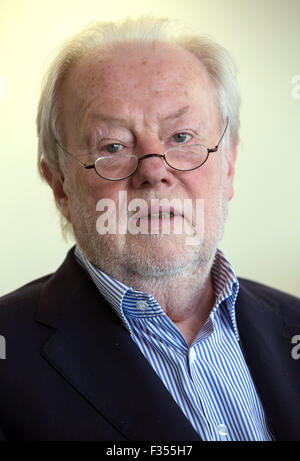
left=94, top=145, right=209, bottom=180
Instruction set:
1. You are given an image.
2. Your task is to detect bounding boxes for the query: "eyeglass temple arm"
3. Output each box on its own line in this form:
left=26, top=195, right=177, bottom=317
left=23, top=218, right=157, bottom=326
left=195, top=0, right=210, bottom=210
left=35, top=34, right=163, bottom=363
left=55, top=140, right=94, bottom=169
left=208, top=117, right=229, bottom=153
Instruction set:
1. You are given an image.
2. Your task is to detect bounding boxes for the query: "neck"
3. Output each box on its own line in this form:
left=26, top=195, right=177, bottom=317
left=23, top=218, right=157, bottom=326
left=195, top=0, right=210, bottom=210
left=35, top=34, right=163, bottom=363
left=116, top=257, right=216, bottom=347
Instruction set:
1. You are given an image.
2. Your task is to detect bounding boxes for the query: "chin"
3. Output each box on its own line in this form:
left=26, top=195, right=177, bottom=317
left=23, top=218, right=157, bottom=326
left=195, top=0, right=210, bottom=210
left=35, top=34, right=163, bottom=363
left=74, top=213, right=223, bottom=280
left=118, top=233, right=216, bottom=278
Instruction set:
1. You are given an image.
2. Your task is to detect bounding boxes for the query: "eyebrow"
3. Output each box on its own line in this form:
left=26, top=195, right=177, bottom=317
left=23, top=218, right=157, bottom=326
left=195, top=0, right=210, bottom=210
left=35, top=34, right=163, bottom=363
left=160, top=105, right=190, bottom=122
left=89, top=105, right=190, bottom=126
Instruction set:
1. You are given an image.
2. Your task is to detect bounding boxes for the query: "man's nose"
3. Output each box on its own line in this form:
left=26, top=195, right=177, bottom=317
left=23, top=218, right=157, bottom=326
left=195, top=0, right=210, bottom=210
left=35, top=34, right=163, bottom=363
left=130, top=143, right=175, bottom=189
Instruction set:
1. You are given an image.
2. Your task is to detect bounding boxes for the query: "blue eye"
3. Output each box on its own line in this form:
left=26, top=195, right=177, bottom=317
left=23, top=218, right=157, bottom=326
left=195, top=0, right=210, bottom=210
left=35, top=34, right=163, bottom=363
left=105, top=143, right=122, bottom=154
left=172, top=133, right=191, bottom=143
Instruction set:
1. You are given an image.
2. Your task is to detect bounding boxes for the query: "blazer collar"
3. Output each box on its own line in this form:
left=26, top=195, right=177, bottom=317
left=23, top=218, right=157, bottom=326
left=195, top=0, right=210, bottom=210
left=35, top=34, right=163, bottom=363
left=35, top=248, right=200, bottom=441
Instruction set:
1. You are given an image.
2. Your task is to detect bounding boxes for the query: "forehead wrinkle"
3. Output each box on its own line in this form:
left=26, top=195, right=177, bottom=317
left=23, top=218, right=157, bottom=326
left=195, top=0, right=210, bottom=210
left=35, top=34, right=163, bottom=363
left=69, top=59, right=113, bottom=132
left=62, top=43, right=219, bottom=147
left=87, top=105, right=191, bottom=129
left=88, top=113, right=131, bottom=128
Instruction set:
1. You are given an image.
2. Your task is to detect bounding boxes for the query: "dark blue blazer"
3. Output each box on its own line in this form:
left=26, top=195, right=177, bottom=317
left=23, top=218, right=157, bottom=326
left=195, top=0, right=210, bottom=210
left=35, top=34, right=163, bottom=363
left=0, top=248, right=299, bottom=441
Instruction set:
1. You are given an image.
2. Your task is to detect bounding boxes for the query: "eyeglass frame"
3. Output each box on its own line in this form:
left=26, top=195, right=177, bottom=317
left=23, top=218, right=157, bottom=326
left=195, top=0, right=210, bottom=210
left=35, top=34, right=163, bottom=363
left=55, top=117, right=229, bottom=181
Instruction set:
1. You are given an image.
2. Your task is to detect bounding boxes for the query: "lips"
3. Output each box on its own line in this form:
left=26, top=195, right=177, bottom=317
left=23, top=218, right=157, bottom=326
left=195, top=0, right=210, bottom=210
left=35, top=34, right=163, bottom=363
left=142, top=204, right=183, bottom=220
left=125, top=198, right=196, bottom=234
left=148, top=211, right=174, bottom=219
left=130, top=203, right=186, bottom=236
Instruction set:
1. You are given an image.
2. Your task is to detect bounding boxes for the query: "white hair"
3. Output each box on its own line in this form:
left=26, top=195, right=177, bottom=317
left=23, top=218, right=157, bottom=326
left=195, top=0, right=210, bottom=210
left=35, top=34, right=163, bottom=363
left=36, top=16, right=240, bottom=236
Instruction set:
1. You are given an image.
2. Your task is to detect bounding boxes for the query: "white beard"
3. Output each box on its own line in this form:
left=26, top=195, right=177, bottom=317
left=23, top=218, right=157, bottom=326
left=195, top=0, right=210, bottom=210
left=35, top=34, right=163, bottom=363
left=66, top=173, right=228, bottom=285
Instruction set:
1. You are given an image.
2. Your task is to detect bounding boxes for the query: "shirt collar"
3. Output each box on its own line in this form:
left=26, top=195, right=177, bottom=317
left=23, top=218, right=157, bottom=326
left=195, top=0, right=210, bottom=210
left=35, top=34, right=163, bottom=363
left=74, top=246, right=240, bottom=340
left=211, top=249, right=240, bottom=340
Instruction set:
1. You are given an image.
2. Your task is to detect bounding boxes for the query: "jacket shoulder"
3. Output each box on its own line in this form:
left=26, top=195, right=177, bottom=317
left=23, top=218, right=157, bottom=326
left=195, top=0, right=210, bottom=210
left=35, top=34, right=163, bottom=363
left=0, top=275, right=52, bottom=320
left=0, top=247, right=78, bottom=327
left=238, top=277, right=300, bottom=301
left=238, top=277, right=300, bottom=318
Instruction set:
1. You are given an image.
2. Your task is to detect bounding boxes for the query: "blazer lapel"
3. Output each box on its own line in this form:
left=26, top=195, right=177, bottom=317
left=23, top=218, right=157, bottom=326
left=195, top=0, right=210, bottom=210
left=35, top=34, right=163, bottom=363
left=236, top=281, right=300, bottom=441
left=36, top=249, right=200, bottom=441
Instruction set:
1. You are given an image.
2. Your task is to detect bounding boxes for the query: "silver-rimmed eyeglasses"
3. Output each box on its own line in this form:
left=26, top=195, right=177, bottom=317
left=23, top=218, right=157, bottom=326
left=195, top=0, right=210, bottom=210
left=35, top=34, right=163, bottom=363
left=55, top=117, right=229, bottom=181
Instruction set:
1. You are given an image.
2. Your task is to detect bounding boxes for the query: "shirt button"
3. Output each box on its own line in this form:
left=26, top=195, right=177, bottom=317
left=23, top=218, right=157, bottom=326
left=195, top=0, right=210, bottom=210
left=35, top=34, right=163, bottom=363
left=216, top=424, right=229, bottom=438
left=189, top=349, right=197, bottom=363
left=136, top=300, right=148, bottom=311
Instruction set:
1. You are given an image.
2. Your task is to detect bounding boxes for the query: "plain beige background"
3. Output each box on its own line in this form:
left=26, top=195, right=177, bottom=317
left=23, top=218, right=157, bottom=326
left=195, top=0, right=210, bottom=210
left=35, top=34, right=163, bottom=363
left=0, top=0, right=299, bottom=297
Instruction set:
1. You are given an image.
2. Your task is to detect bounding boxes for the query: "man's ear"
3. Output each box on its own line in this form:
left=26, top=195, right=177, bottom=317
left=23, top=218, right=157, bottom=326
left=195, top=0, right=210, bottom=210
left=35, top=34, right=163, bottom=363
left=40, top=160, right=71, bottom=221
left=226, top=143, right=238, bottom=201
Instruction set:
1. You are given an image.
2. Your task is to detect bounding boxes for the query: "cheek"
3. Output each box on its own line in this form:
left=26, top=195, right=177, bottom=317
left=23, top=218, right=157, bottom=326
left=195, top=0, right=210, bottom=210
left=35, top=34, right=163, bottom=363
left=186, top=164, right=221, bottom=200
left=64, top=171, right=96, bottom=225
left=72, top=172, right=125, bottom=216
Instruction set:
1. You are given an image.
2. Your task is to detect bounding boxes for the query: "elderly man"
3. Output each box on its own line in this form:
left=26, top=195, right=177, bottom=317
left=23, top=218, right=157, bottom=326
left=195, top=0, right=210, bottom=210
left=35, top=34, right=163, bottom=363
left=0, top=17, right=299, bottom=442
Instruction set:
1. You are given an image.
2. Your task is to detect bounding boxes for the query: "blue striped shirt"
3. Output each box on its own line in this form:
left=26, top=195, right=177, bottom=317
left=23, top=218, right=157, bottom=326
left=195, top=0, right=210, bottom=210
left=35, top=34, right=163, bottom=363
left=75, top=246, right=272, bottom=441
